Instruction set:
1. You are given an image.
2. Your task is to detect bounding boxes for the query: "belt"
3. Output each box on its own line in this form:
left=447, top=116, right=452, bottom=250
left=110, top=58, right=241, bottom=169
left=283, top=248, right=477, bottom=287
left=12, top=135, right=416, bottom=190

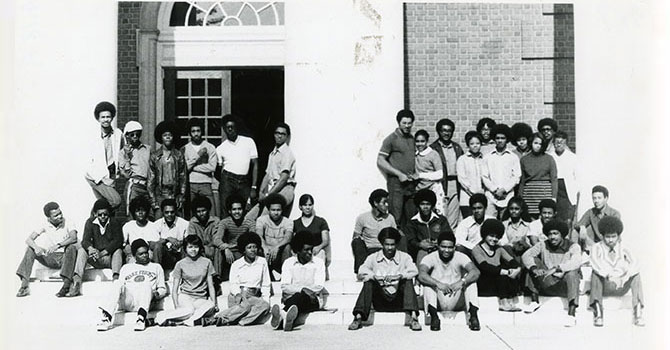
left=222, top=170, right=248, bottom=180
left=129, top=178, right=147, bottom=185
left=446, top=175, right=458, bottom=181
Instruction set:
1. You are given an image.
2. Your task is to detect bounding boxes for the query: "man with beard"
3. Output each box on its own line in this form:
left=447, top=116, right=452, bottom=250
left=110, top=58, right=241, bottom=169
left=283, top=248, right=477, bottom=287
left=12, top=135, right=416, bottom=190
left=429, top=118, right=464, bottom=229
left=183, top=118, right=217, bottom=217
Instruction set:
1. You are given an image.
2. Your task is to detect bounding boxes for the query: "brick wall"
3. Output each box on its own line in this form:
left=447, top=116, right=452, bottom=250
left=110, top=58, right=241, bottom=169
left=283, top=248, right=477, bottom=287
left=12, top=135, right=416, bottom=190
left=117, top=2, right=142, bottom=129
left=404, top=3, right=576, bottom=150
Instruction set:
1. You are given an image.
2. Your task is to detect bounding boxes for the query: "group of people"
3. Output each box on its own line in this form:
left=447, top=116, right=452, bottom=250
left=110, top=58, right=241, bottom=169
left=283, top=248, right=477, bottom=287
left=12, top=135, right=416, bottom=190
left=15, top=103, right=644, bottom=333
left=350, top=109, right=644, bottom=330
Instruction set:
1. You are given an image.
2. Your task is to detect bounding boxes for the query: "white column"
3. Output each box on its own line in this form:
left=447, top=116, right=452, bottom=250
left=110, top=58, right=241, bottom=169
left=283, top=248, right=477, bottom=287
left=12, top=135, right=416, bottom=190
left=285, top=0, right=404, bottom=263
left=6, top=0, right=118, bottom=259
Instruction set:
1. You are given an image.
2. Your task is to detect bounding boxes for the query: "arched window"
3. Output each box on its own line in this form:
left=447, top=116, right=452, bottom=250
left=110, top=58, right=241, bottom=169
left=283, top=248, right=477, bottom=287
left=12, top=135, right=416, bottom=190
left=169, top=1, right=284, bottom=27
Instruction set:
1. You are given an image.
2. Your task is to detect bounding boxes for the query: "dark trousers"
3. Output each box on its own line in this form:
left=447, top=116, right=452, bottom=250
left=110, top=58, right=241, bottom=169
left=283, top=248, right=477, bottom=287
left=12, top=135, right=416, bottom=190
left=477, top=264, right=522, bottom=298
left=589, top=273, right=644, bottom=308
left=352, top=279, right=419, bottom=321
left=460, top=206, right=472, bottom=219
left=525, top=259, right=580, bottom=305
left=259, top=244, right=292, bottom=278
left=16, top=245, right=77, bottom=285
left=153, top=240, right=183, bottom=271
left=219, top=249, right=243, bottom=281
left=351, top=238, right=381, bottom=274
left=556, top=179, right=575, bottom=225
left=387, top=177, right=416, bottom=228
left=284, top=289, right=320, bottom=313
left=219, top=171, right=251, bottom=218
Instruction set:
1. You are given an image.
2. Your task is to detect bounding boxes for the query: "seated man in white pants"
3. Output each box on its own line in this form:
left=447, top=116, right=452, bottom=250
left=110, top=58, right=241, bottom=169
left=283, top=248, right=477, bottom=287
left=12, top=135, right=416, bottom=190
left=203, top=232, right=272, bottom=326
left=418, top=231, right=481, bottom=332
left=97, top=239, right=168, bottom=331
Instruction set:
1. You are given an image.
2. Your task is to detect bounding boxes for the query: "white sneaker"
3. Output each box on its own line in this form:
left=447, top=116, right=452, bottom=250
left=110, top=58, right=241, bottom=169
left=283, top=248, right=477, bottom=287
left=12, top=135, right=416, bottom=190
left=270, top=304, right=283, bottom=330
left=284, top=305, right=299, bottom=332
left=524, top=302, right=541, bottom=314
left=134, top=318, right=146, bottom=331
left=96, top=318, right=112, bottom=332
left=564, top=315, right=577, bottom=327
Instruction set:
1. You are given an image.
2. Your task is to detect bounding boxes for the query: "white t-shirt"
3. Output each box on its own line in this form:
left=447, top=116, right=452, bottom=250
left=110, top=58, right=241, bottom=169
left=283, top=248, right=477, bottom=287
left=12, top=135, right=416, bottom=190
left=155, top=217, right=189, bottom=241
left=33, top=219, right=77, bottom=252
left=123, top=220, right=160, bottom=245
left=419, top=251, right=472, bottom=284
left=216, top=135, right=258, bottom=175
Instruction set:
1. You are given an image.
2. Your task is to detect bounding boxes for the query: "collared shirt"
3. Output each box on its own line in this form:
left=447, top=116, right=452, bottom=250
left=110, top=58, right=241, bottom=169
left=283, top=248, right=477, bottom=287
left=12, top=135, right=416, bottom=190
left=419, top=250, right=472, bottom=284
left=480, top=140, right=496, bottom=156
left=119, top=143, right=151, bottom=180
left=454, top=215, right=495, bottom=250
left=589, top=241, right=639, bottom=279
left=482, top=148, right=521, bottom=207
left=256, top=215, right=293, bottom=247
left=359, top=250, right=418, bottom=294
left=216, top=135, right=258, bottom=176
left=214, top=216, right=256, bottom=251
left=379, top=128, right=415, bottom=176
left=32, top=219, right=77, bottom=252
left=352, top=211, right=397, bottom=249
left=415, top=147, right=443, bottom=190
left=404, top=212, right=451, bottom=259
left=229, top=256, right=271, bottom=298
left=576, top=205, right=621, bottom=242
left=188, top=216, right=220, bottom=247
left=102, top=130, right=115, bottom=167
left=500, top=219, right=531, bottom=246
left=522, top=239, right=582, bottom=272
left=551, top=149, right=578, bottom=204
left=281, top=256, right=326, bottom=305
left=87, top=126, right=122, bottom=184
left=184, top=141, right=217, bottom=183
left=527, top=219, right=546, bottom=241
left=93, top=217, right=109, bottom=236
left=456, top=151, right=485, bottom=206
left=266, top=143, right=296, bottom=185
left=156, top=217, right=189, bottom=241
left=123, top=220, right=160, bottom=244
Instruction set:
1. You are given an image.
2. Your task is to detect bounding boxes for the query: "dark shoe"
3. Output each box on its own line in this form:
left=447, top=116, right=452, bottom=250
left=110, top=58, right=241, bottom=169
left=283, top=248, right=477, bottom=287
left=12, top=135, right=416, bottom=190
left=430, top=315, right=441, bottom=331
left=283, top=305, right=298, bottom=332
left=159, top=320, right=178, bottom=327
left=55, top=284, right=70, bottom=298
left=468, top=314, right=481, bottom=331
left=16, top=286, right=30, bottom=298
left=66, top=281, right=81, bottom=297
left=201, top=317, right=218, bottom=327
left=348, top=318, right=363, bottom=331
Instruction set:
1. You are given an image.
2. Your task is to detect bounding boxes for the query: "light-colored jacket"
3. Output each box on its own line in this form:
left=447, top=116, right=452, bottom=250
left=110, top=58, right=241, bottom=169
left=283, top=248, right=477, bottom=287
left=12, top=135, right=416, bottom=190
left=85, top=127, right=122, bottom=183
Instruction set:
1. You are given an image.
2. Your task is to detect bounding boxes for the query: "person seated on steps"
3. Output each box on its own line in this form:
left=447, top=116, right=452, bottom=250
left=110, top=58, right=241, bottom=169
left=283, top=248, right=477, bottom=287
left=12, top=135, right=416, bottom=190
left=202, top=232, right=271, bottom=327
left=96, top=239, right=168, bottom=332
left=522, top=219, right=582, bottom=327
left=15, top=202, right=78, bottom=298
left=418, top=231, right=482, bottom=332
left=348, top=227, right=422, bottom=332
left=270, top=231, right=326, bottom=332
left=589, top=216, right=645, bottom=327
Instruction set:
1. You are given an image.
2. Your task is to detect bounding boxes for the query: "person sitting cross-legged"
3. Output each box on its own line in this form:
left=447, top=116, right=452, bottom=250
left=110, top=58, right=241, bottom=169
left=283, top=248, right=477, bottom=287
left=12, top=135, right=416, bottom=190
left=522, top=219, right=582, bottom=327
left=589, top=216, right=645, bottom=327
left=348, top=227, right=422, bottom=331
left=418, top=231, right=482, bottom=332
left=270, top=231, right=326, bottom=332
left=15, top=202, right=79, bottom=298
left=203, top=232, right=271, bottom=327
left=96, top=239, right=168, bottom=332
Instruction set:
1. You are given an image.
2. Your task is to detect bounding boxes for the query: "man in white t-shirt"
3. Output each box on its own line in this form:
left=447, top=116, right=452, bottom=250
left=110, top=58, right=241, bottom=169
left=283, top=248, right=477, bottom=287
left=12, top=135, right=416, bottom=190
left=97, top=239, right=168, bottom=332
left=216, top=114, right=259, bottom=218
left=16, top=202, right=79, bottom=298
left=418, top=231, right=481, bottom=332
left=154, top=199, right=189, bottom=270
left=123, top=197, right=160, bottom=263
